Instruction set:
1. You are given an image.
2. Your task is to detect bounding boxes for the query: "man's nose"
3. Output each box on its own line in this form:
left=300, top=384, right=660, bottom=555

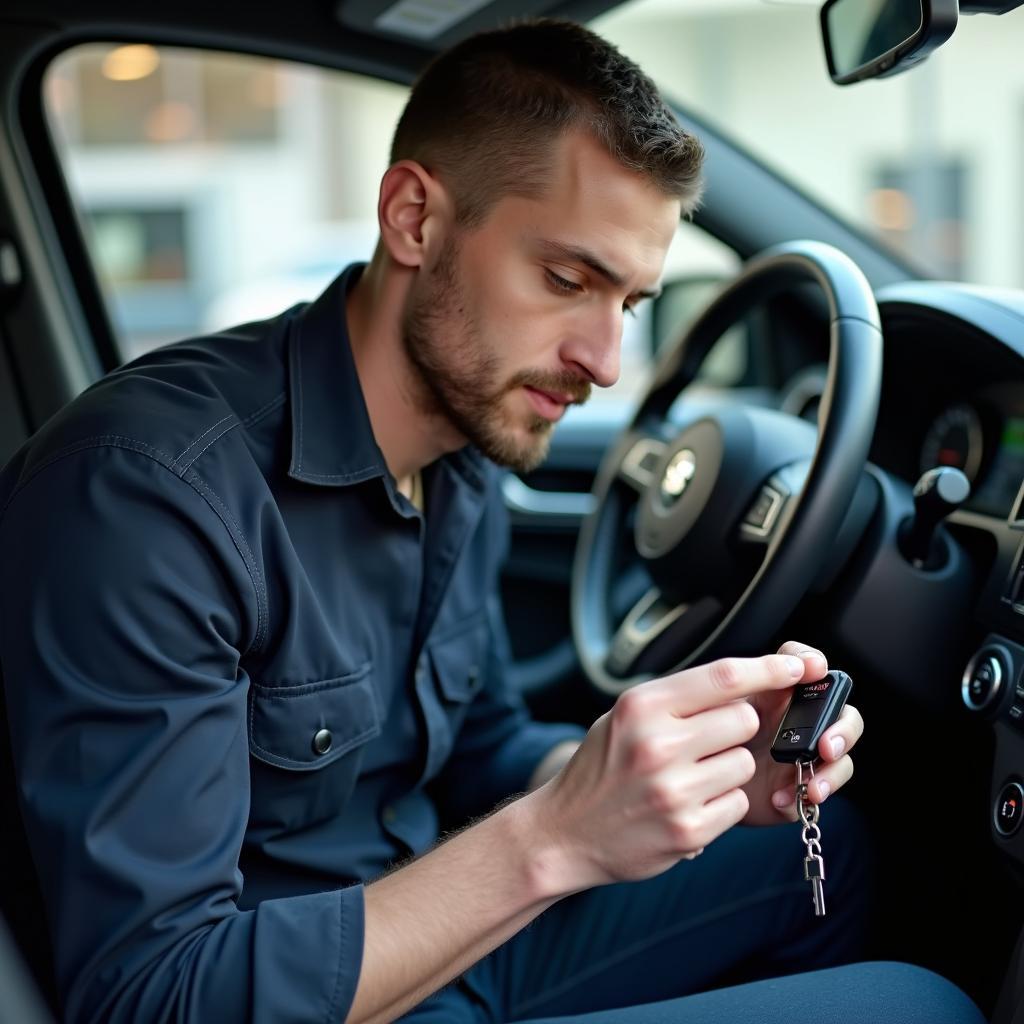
left=560, top=309, right=622, bottom=389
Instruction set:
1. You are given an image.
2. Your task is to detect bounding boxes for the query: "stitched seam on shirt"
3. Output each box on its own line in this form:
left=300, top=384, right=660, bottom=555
left=182, top=467, right=268, bottom=656
left=173, top=413, right=235, bottom=464
left=253, top=669, right=372, bottom=695
left=240, top=391, right=286, bottom=427
left=507, top=880, right=808, bottom=1019
left=1, top=437, right=268, bottom=657
left=296, top=467, right=380, bottom=483
left=179, top=417, right=240, bottom=471
left=327, top=891, right=345, bottom=1024
left=2, top=435, right=182, bottom=516
left=293, top=335, right=304, bottom=472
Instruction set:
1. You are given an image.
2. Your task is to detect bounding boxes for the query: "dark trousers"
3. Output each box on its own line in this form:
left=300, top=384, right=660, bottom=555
left=398, top=795, right=987, bottom=1023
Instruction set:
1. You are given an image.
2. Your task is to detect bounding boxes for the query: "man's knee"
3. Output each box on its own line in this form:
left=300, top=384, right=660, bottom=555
left=798, top=961, right=987, bottom=1024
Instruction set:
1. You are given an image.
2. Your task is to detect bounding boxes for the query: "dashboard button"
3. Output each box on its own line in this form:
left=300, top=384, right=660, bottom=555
left=962, top=648, right=1007, bottom=712
left=995, top=781, right=1024, bottom=837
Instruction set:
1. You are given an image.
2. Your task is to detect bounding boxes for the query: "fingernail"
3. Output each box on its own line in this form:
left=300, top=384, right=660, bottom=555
left=800, top=651, right=827, bottom=675
left=773, top=789, right=793, bottom=808
left=818, top=781, right=831, bottom=799
left=830, top=736, right=846, bottom=757
left=785, top=656, right=804, bottom=678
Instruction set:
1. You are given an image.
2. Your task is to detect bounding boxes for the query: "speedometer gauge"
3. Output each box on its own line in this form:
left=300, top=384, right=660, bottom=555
left=919, top=403, right=984, bottom=482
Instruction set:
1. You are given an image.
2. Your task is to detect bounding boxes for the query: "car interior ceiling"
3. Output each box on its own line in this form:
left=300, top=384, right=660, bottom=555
left=6, top=1, right=1024, bottom=1023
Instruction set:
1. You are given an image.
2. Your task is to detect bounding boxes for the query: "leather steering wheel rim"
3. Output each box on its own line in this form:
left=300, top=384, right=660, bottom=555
left=571, top=239, right=884, bottom=697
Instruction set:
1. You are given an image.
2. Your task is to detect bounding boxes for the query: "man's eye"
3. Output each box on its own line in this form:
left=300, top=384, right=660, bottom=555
left=623, top=301, right=638, bottom=318
left=544, top=268, right=583, bottom=295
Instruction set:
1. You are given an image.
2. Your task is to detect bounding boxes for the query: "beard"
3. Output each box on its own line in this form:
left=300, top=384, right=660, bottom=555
left=402, top=238, right=591, bottom=474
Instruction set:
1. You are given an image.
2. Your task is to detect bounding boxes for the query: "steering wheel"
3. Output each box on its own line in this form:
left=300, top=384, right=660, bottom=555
left=571, top=240, right=883, bottom=696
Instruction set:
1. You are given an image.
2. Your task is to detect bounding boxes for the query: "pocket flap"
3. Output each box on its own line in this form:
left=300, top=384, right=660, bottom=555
left=249, top=663, right=380, bottom=771
left=429, top=621, right=488, bottom=703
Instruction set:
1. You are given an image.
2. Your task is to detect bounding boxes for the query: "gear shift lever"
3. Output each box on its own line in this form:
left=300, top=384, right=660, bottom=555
left=899, top=466, right=971, bottom=569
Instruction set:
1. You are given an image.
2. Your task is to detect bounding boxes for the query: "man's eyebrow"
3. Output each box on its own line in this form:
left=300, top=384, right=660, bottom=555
left=538, top=240, right=661, bottom=300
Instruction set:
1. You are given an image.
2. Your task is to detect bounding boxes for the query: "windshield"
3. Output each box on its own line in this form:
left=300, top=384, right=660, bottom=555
left=594, top=0, right=1024, bottom=289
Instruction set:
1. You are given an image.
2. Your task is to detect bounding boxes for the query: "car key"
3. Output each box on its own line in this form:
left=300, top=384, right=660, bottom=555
left=769, top=669, right=853, bottom=917
left=769, top=669, right=853, bottom=765
left=797, top=759, right=826, bottom=915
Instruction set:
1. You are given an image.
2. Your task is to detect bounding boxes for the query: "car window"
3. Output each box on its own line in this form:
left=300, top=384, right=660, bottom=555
left=596, top=0, right=1024, bottom=290
left=45, top=46, right=406, bottom=362
left=44, top=44, right=743, bottom=406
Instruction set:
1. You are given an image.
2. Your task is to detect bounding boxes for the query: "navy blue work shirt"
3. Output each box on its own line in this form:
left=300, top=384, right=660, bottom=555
left=0, top=264, right=585, bottom=1024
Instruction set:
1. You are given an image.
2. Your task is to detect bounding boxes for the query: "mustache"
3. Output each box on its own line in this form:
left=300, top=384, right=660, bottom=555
left=507, top=368, right=592, bottom=406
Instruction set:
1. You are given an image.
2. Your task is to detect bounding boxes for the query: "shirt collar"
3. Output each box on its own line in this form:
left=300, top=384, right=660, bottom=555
left=287, top=263, right=387, bottom=486
left=286, top=262, right=488, bottom=493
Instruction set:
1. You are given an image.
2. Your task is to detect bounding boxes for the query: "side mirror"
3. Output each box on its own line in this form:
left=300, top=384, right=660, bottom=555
left=820, top=0, right=958, bottom=85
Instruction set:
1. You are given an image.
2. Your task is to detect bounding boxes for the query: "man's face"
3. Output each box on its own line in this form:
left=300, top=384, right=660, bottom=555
left=402, top=130, right=680, bottom=473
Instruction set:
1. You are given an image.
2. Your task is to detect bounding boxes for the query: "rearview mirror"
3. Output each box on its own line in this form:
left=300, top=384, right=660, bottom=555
left=820, top=0, right=958, bottom=85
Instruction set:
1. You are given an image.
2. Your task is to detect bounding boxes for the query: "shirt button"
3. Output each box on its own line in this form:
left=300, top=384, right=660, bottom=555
left=382, top=805, right=397, bottom=825
left=311, top=728, right=333, bottom=756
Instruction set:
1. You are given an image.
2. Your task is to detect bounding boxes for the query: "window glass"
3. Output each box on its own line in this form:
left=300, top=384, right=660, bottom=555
left=46, top=46, right=406, bottom=362
left=595, top=0, right=1024, bottom=290
left=45, top=44, right=740, bottom=401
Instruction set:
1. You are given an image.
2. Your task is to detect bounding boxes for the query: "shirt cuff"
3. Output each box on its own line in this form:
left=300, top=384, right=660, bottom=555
left=250, top=882, right=365, bottom=1024
left=489, top=721, right=588, bottom=799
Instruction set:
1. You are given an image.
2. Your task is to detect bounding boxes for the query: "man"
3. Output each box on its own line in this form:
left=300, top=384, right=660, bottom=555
left=0, top=18, right=986, bottom=1024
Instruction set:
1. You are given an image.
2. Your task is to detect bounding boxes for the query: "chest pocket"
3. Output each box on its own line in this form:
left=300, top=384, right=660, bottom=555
left=414, top=618, right=488, bottom=784
left=247, top=663, right=380, bottom=833
left=429, top=617, right=488, bottom=705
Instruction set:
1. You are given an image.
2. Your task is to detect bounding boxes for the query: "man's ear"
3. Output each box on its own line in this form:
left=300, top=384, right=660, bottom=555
left=377, top=160, right=454, bottom=269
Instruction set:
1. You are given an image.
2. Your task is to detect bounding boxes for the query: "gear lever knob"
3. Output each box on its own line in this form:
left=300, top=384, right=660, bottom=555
left=899, top=466, right=971, bottom=569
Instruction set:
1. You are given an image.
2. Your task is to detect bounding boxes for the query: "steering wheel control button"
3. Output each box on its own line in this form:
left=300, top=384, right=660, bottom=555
left=995, top=781, right=1024, bottom=837
left=620, top=437, right=666, bottom=491
left=961, top=647, right=1007, bottom=712
left=741, top=484, right=784, bottom=539
left=312, top=728, right=333, bottom=756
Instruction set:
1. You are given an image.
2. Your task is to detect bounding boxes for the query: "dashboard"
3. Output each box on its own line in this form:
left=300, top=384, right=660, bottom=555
left=781, top=281, right=1024, bottom=523
left=777, top=279, right=1024, bottom=872
left=922, top=394, right=1024, bottom=519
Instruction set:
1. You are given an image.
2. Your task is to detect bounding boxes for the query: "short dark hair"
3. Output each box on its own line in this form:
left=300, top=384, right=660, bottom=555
left=390, top=18, right=704, bottom=226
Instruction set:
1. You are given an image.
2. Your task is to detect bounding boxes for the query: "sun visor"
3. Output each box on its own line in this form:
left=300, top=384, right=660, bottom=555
left=335, top=0, right=621, bottom=49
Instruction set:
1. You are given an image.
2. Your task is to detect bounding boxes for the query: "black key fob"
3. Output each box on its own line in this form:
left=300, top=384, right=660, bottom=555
left=769, top=669, right=853, bottom=764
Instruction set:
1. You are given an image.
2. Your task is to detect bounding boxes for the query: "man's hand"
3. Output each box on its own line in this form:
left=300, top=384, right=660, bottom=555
left=350, top=648, right=864, bottom=1024
left=738, top=641, right=864, bottom=827
left=528, top=650, right=815, bottom=895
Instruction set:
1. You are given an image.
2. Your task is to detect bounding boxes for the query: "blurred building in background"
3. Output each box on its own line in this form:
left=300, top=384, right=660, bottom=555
left=44, top=1, right=1024, bottom=385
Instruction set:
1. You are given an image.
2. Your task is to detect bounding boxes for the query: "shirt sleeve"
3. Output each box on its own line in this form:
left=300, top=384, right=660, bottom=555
left=0, top=444, right=364, bottom=1024
left=429, top=475, right=587, bottom=825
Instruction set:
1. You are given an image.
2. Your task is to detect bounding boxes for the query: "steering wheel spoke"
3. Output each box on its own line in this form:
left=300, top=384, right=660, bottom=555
left=617, top=434, right=668, bottom=493
left=605, top=588, right=723, bottom=679
left=573, top=240, right=883, bottom=696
